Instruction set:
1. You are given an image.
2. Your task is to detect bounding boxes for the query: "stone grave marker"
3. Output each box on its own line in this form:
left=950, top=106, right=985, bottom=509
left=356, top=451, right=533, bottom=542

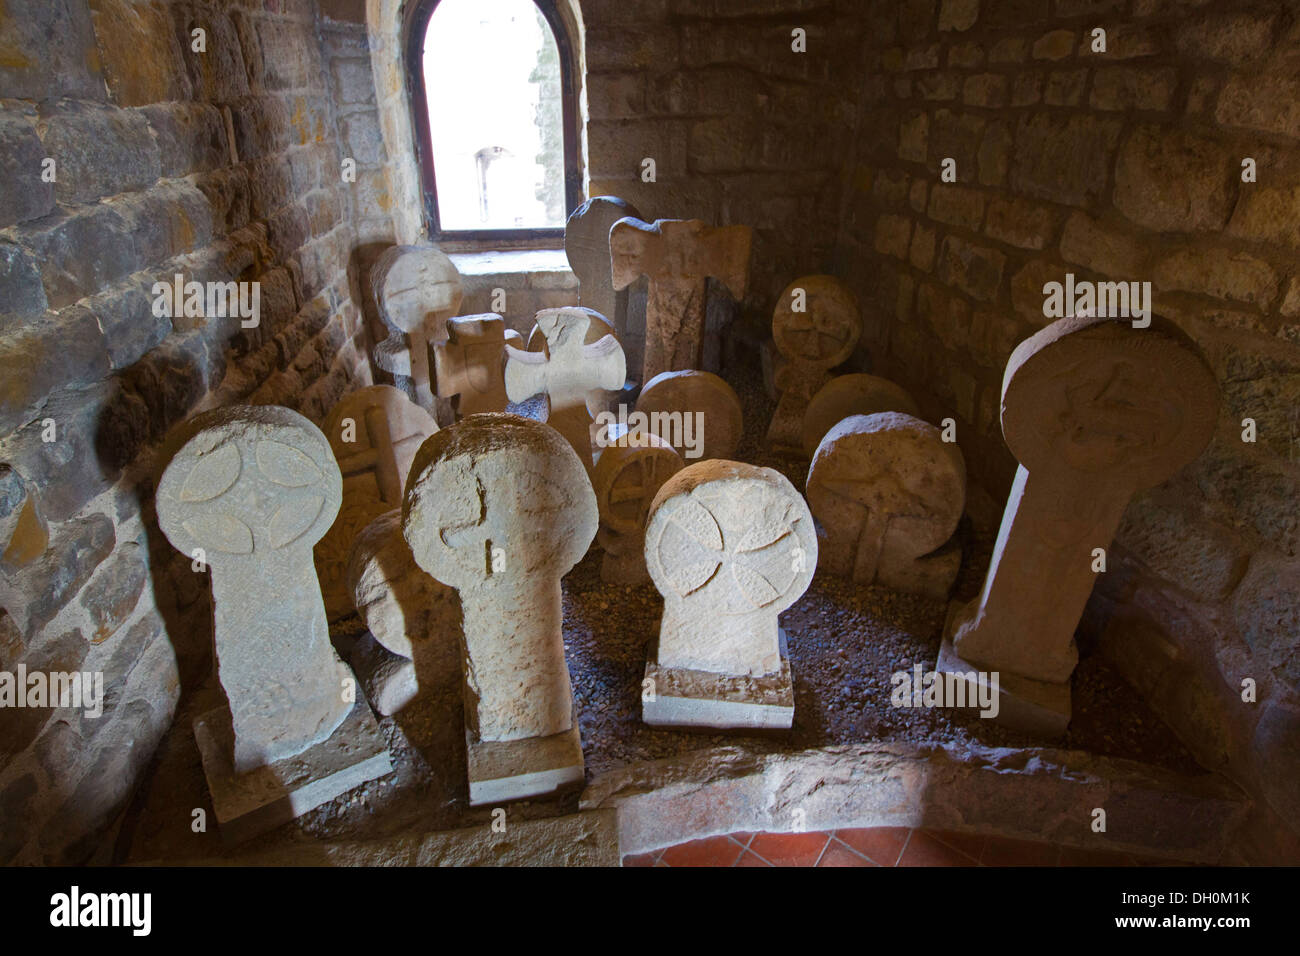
left=642, top=460, right=816, bottom=730
left=565, top=195, right=643, bottom=372
left=505, top=307, right=626, bottom=468
left=936, top=314, right=1219, bottom=736
left=806, top=412, right=965, bottom=599
left=525, top=306, right=629, bottom=423
left=592, top=431, right=683, bottom=585
left=371, top=244, right=463, bottom=416
left=767, top=275, right=862, bottom=452
left=156, top=405, right=391, bottom=842
left=434, top=313, right=512, bottom=419
left=347, top=509, right=461, bottom=716
left=801, top=373, right=921, bottom=458
left=402, top=414, right=598, bottom=804
left=635, top=369, right=744, bottom=463
left=610, top=217, right=752, bottom=385
left=314, top=385, right=438, bottom=621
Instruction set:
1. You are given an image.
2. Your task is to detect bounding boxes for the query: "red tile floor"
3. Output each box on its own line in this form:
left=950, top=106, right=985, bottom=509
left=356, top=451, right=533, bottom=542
left=623, top=827, right=1173, bottom=867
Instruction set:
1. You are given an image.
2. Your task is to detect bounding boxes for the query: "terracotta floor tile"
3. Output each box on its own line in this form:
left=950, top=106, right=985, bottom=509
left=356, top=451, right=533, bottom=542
left=727, top=832, right=756, bottom=847
left=658, top=834, right=746, bottom=867
left=817, top=839, right=878, bottom=867
left=833, top=827, right=912, bottom=866
left=747, top=831, right=833, bottom=866
left=622, top=851, right=660, bottom=867
left=924, top=828, right=989, bottom=863
left=897, top=829, right=980, bottom=866
left=1057, top=845, right=1137, bottom=867
left=980, top=836, right=1060, bottom=867
left=735, top=850, right=772, bottom=867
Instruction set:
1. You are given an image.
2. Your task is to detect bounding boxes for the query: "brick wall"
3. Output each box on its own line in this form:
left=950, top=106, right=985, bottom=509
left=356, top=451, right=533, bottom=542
left=0, top=0, right=372, bottom=863
left=834, top=0, right=1300, bottom=833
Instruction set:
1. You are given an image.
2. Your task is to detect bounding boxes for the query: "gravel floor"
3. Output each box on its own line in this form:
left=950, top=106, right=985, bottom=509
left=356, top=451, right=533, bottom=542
left=116, top=350, right=1204, bottom=862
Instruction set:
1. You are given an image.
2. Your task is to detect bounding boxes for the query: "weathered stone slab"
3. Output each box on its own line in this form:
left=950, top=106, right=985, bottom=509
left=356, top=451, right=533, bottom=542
left=156, top=406, right=352, bottom=773
left=505, top=307, right=626, bottom=468
left=315, top=385, right=438, bottom=621
left=566, top=195, right=643, bottom=373
left=434, top=313, right=512, bottom=419
left=610, top=217, right=751, bottom=385
left=403, top=414, right=597, bottom=803
left=806, top=412, right=965, bottom=599
left=635, top=369, right=743, bottom=462
left=193, top=696, right=392, bottom=845
left=643, top=460, right=816, bottom=729
left=940, top=314, right=1218, bottom=733
left=801, top=373, right=921, bottom=457
left=767, top=275, right=863, bottom=453
left=371, top=244, right=463, bottom=413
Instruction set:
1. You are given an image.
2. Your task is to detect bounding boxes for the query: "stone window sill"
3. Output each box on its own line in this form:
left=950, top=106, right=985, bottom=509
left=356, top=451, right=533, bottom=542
left=448, top=248, right=576, bottom=291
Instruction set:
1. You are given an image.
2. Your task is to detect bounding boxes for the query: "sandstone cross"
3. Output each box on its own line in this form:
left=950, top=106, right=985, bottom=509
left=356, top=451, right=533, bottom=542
left=609, top=217, right=752, bottom=384
left=314, top=385, right=437, bottom=620
left=371, top=244, right=463, bottom=414
left=434, top=313, right=512, bottom=419
left=592, top=431, right=683, bottom=585
left=505, top=307, right=626, bottom=468
left=806, top=411, right=965, bottom=599
left=403, top=414, right=597, bottom=803
left=642, top=460, right=816, bottom=730
left=937, top=314, right=1218, bottom=735
left=156, top=406, right=352, bottom=772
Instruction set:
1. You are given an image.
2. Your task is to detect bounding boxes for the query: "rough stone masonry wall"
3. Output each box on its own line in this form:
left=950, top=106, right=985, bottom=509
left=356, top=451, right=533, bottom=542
left=0, top=0, right=372, bottom=863
left=833, top=0, right=1300, bottom=837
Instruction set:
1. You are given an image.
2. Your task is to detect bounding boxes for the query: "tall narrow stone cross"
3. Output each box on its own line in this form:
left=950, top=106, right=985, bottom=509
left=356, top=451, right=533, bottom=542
left=505, top=307, right=626, bottom=468
left=565, top=196, right=642, bottom=351
left=434, top=313, right=512, bottom=419
left=610, top=217, right=752, bottom=385
left=370, top=244, right=463, bottom=414
left=936, top=314, right=1218, bottom=735
left=403, top=414, right=597, bottom=804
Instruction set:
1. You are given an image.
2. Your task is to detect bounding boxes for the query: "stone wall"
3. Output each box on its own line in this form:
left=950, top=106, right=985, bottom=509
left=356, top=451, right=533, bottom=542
left=833, top=0, right=1300, bottom=834
left=0, top=0, right=372, bottom=863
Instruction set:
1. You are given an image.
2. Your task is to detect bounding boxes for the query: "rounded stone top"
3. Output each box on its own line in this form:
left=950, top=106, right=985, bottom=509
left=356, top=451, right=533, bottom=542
left=592, top=431, right=683, bottom=537
left=156, top=405, right=342, bottom=561
left=402, top=414, right=598, bottom=590
left=371, top=243, right=463, bottom=334
left=644, top=459, right=816, bottom=615
left=1001, top=314, right=1219, bottom=487
left=636, top=369, right=744, bottom=462
left=801, top=373, right=921, bottom=458
left=772, top=275, right=862, bottom=368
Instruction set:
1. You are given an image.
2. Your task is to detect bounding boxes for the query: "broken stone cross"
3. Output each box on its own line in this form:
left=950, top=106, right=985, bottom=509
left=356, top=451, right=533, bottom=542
left=504, top=307, right=626, bottom=468
left=371, top=244, right=463, bottom=415
left=403, top=414, right=598, bottom=804
left=610, top=217, right=752, bottom=385
left=434, top=313, right=512, bottom=419
left=937, top=314, right=1218, bottom=735
left=642, top=460, right=817, bottom=730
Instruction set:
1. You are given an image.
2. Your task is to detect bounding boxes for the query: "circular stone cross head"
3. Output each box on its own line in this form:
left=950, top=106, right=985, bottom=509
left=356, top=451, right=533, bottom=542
left=772, top=274, right=862, bottom=368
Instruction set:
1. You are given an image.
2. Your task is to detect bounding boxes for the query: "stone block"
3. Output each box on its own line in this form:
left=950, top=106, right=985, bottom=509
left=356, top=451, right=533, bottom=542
left=936, top=235, right=1004, bottom=302
left=0, top=241, right=49, bottom=330
left=0, top=0, right=105, bottom=101
left=984, top=197, right=1054, bottom=250
left=1152, top=247, right=1277, bottom=307
left=1010, top=113, right=1120, bottom=207
left=21, top=205, right=141, bottom=309
left=1114, top=125, right=1234, bottom=233
left=89, top=0, right=192, bottom=106
left=1090, top=66, right=1177, bottom=111
left=40, top=101, right=160, bottom=204
left=0, top=114, right=55, bottom=230
left=1059, top=212, right=1148, bottom=275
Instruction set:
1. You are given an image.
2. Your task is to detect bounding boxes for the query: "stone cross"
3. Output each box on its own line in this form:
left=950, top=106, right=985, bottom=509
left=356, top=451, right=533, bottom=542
left=156, top=406, right=351, bottom=773
left=371, top=244, right=463, bottom=414
left=434, top=313, right=512, bottom=419
left=525, top=306, right=626, bottom=422
left=347, top=509, right=460, bottom=716
left=801, top=373, right=920, bottom=458
left=403, top=414, right=597, bottom=803
left=592, top=431, right=683, bottom=585
left=609, top=217, right=752, bottom=385
left=505, top=307, right=626, bottom=468
left=635, top=369, right=744, bottom=462
left=642, top=460, right=816, bottom=729
left=767, top=275, right=862, bottom=453
left=806, top=412, right=965, bottom=598
left=938, top=314, right=1218, bottom=735
left=314, top=385, right=438, bottom=620
left=565, top=195, right=642, bottom=346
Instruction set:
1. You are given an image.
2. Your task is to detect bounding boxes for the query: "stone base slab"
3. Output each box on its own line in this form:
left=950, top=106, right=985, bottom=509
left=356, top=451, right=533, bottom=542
left=194, top=696, right=393, bottom=845
left=938, top=602, right=1071, bottom=737
left=642, top=629, right=795, bottom=730
left=467, top=723, right=585, bottom=806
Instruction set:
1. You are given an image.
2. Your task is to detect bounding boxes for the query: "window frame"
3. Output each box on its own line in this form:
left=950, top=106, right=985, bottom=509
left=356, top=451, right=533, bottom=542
left=404, top=0, right=583, bottom=245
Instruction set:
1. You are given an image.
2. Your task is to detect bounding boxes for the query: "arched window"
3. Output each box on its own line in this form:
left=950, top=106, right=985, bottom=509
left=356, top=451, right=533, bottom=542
left=406, top=0, right=582, bottom=243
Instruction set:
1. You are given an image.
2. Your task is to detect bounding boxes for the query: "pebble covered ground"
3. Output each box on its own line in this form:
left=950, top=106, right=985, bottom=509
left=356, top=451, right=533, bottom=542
left=116, top=352, right=1204, bottom=862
